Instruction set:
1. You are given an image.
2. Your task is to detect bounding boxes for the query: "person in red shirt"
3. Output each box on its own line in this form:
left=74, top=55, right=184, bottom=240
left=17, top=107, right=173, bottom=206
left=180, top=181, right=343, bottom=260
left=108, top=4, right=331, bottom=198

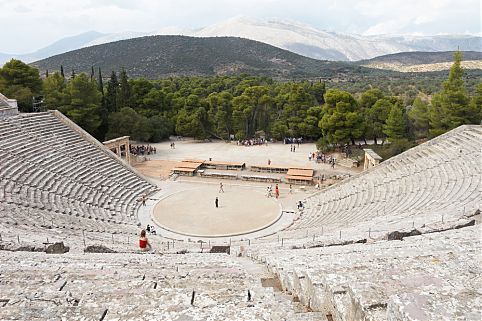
left=139, top=229, right=152, bottom=251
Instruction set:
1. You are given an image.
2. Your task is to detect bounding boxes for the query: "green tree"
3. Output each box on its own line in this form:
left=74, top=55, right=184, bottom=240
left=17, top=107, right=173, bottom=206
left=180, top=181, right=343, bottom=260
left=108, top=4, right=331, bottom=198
left=62, top=73, right=101, bottom=134
left=148, top=114, right=173, bottom=142
left=130, top=78, right=154, bottom=112
left=408, top=96, right=430, bottom=139
left=105, top=71, right=119, bottom=113
left=383, top=104, right=408, bottom=141
left=308, top=81, right=326, bottom=105
left=301, top=106, right=322, bottom=138
left=117, top=69, right=131, bottom=109
left=365, top=98, right=392, bottom=144
left=175, top=108, right=208, bottom=139
left=359, top=88, right=385, bottom=143
left=142, top=88, right=166, bottom=116
left=359, top=88, right=384, bottom=110
left=232, top=86, right=272, bottom=138
left=95, top=67, right=109, bottom=141
left=270, top=121, right=289, bottom=140
left=43, top=72, right=67, bottom=109
left=319, top=89, right=363, bottom=146
left=0, top=59, right=42, bottom=112
left=207, top=91, right=233, bottom=139
left=471, top=82, right=482, bottom=120
left=107, top=107, right=141, bottom=140
left=429, top=51, right=478, bottom=136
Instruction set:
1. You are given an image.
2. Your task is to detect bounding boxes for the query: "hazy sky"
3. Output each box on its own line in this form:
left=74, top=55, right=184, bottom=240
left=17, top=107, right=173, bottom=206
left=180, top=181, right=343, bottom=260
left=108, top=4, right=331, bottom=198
left=1, top=0, right=480, bottom=53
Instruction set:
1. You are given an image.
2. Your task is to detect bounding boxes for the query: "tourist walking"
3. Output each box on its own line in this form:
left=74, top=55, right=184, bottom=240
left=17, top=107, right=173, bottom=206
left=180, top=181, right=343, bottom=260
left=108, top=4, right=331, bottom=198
left=275, top=184, right=279, bottom=199
left=219, top=182, right=224, bottom=193
left=215, top=197, right=219, bottom=208
left=289, top=184, right=293, bottom=194
left=141, top=194, right=147, bottom=206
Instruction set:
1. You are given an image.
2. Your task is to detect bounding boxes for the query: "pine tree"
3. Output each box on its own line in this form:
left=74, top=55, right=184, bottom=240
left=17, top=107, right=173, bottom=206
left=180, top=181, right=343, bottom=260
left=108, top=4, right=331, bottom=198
left=318, top=89, right=364, bottom=146
left=0, top=59, right=43, bottom=112
left=45, top=69, right=49, bottom=78
left=383, top=104, right=408, bottom=141
left=471, top=83, right=482, bottom=121
left=97, top=68, right=104, bottom=96
left=60, top=65, right=64, bottom=78
left=117, top=69, right=131, bottom=109
left=105, top=71, right=119, bottom=113
left=63, top=73, right=101, bottom=134
left=429, top=51, right=477, bottom=136
left=90, top=66, right=95, bottom=82
left=408, top=96, right=429, bottom=139
left=95, top=67, right=109, bottom=141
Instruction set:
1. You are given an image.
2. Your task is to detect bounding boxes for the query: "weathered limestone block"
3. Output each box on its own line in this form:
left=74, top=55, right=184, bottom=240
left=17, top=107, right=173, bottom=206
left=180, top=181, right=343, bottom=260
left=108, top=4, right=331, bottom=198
left=45, top=242, right=69, bottom=254
left=387, top=229, right=421, bottom=241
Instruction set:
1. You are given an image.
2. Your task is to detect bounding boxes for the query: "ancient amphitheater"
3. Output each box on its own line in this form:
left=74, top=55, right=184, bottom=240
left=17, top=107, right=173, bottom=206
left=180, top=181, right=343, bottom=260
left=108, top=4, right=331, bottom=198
left=0, top=94, right=481, bottom=321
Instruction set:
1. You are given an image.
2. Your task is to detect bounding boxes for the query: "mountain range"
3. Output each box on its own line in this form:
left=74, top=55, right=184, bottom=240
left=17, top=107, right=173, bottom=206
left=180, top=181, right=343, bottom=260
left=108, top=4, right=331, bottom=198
left=31, top=36, right=370, bottom=80
left=2, top=16, right=481, bottom=65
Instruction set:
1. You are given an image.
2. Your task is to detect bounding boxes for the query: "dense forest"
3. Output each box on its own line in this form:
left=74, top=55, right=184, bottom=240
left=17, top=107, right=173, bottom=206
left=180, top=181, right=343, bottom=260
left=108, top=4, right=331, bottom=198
left=0, top=52, right=480, bottom=155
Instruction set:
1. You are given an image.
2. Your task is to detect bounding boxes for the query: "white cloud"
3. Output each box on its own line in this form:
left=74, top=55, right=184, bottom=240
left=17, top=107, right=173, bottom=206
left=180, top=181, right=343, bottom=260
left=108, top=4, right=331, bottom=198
left=0, top=0, right=479, bottom=53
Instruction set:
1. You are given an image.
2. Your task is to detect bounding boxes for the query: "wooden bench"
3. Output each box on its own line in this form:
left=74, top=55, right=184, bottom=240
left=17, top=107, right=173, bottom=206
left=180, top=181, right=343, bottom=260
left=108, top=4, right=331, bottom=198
left=250, top=165, right=289, bottom=173
left=285, top=175, right=314, bottom=185
left=241, top=174, right=282, bottom=183
left=203, top=161, right=245, bottom=171
left=200, top=171, right=238, bottom=180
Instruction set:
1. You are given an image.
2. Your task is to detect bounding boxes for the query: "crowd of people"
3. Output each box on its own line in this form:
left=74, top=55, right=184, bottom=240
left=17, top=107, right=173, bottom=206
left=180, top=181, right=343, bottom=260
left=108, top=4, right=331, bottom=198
left=130, top=144, right=157, bottom=156
left=284, top=137, right=303, bottom=145
left=236, top=138, right=270, bottom=146
left=304, top=151, right=336, bottom=168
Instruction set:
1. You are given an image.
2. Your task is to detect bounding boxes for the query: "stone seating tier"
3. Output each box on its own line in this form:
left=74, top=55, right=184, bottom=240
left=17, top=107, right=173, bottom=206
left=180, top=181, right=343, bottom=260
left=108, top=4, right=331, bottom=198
left=0, top=111, right=156, bottom=227
left=277, top=125, right=481, bottom=242
left=0, top=252, right=324, bottom=321
left=248, top=225, right=481, bottom=321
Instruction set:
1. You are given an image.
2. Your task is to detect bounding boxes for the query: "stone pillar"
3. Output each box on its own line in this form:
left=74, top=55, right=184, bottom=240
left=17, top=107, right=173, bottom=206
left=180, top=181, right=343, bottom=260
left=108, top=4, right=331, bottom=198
left=125, top=141, right=130, bottom=164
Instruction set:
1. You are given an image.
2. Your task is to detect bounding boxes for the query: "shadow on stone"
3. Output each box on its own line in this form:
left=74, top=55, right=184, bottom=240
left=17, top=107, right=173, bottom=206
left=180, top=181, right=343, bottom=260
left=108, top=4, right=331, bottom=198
left=84, top=245, right=117, bottom=253
left=209, top=246, right=230, bottom=254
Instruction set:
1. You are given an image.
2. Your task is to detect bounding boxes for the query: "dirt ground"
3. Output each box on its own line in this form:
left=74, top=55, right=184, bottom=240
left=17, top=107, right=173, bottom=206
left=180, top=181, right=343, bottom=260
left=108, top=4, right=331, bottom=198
left=133, top=160, right=179, bottom=179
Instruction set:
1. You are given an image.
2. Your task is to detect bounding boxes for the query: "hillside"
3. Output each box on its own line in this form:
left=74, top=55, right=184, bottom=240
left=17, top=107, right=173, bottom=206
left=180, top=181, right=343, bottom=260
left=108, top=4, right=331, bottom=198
left=359, top=51, right=482, bottom=72
left=360, top=51, right=482, bottom=65
left=31, top=35, right=373, bottom=79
